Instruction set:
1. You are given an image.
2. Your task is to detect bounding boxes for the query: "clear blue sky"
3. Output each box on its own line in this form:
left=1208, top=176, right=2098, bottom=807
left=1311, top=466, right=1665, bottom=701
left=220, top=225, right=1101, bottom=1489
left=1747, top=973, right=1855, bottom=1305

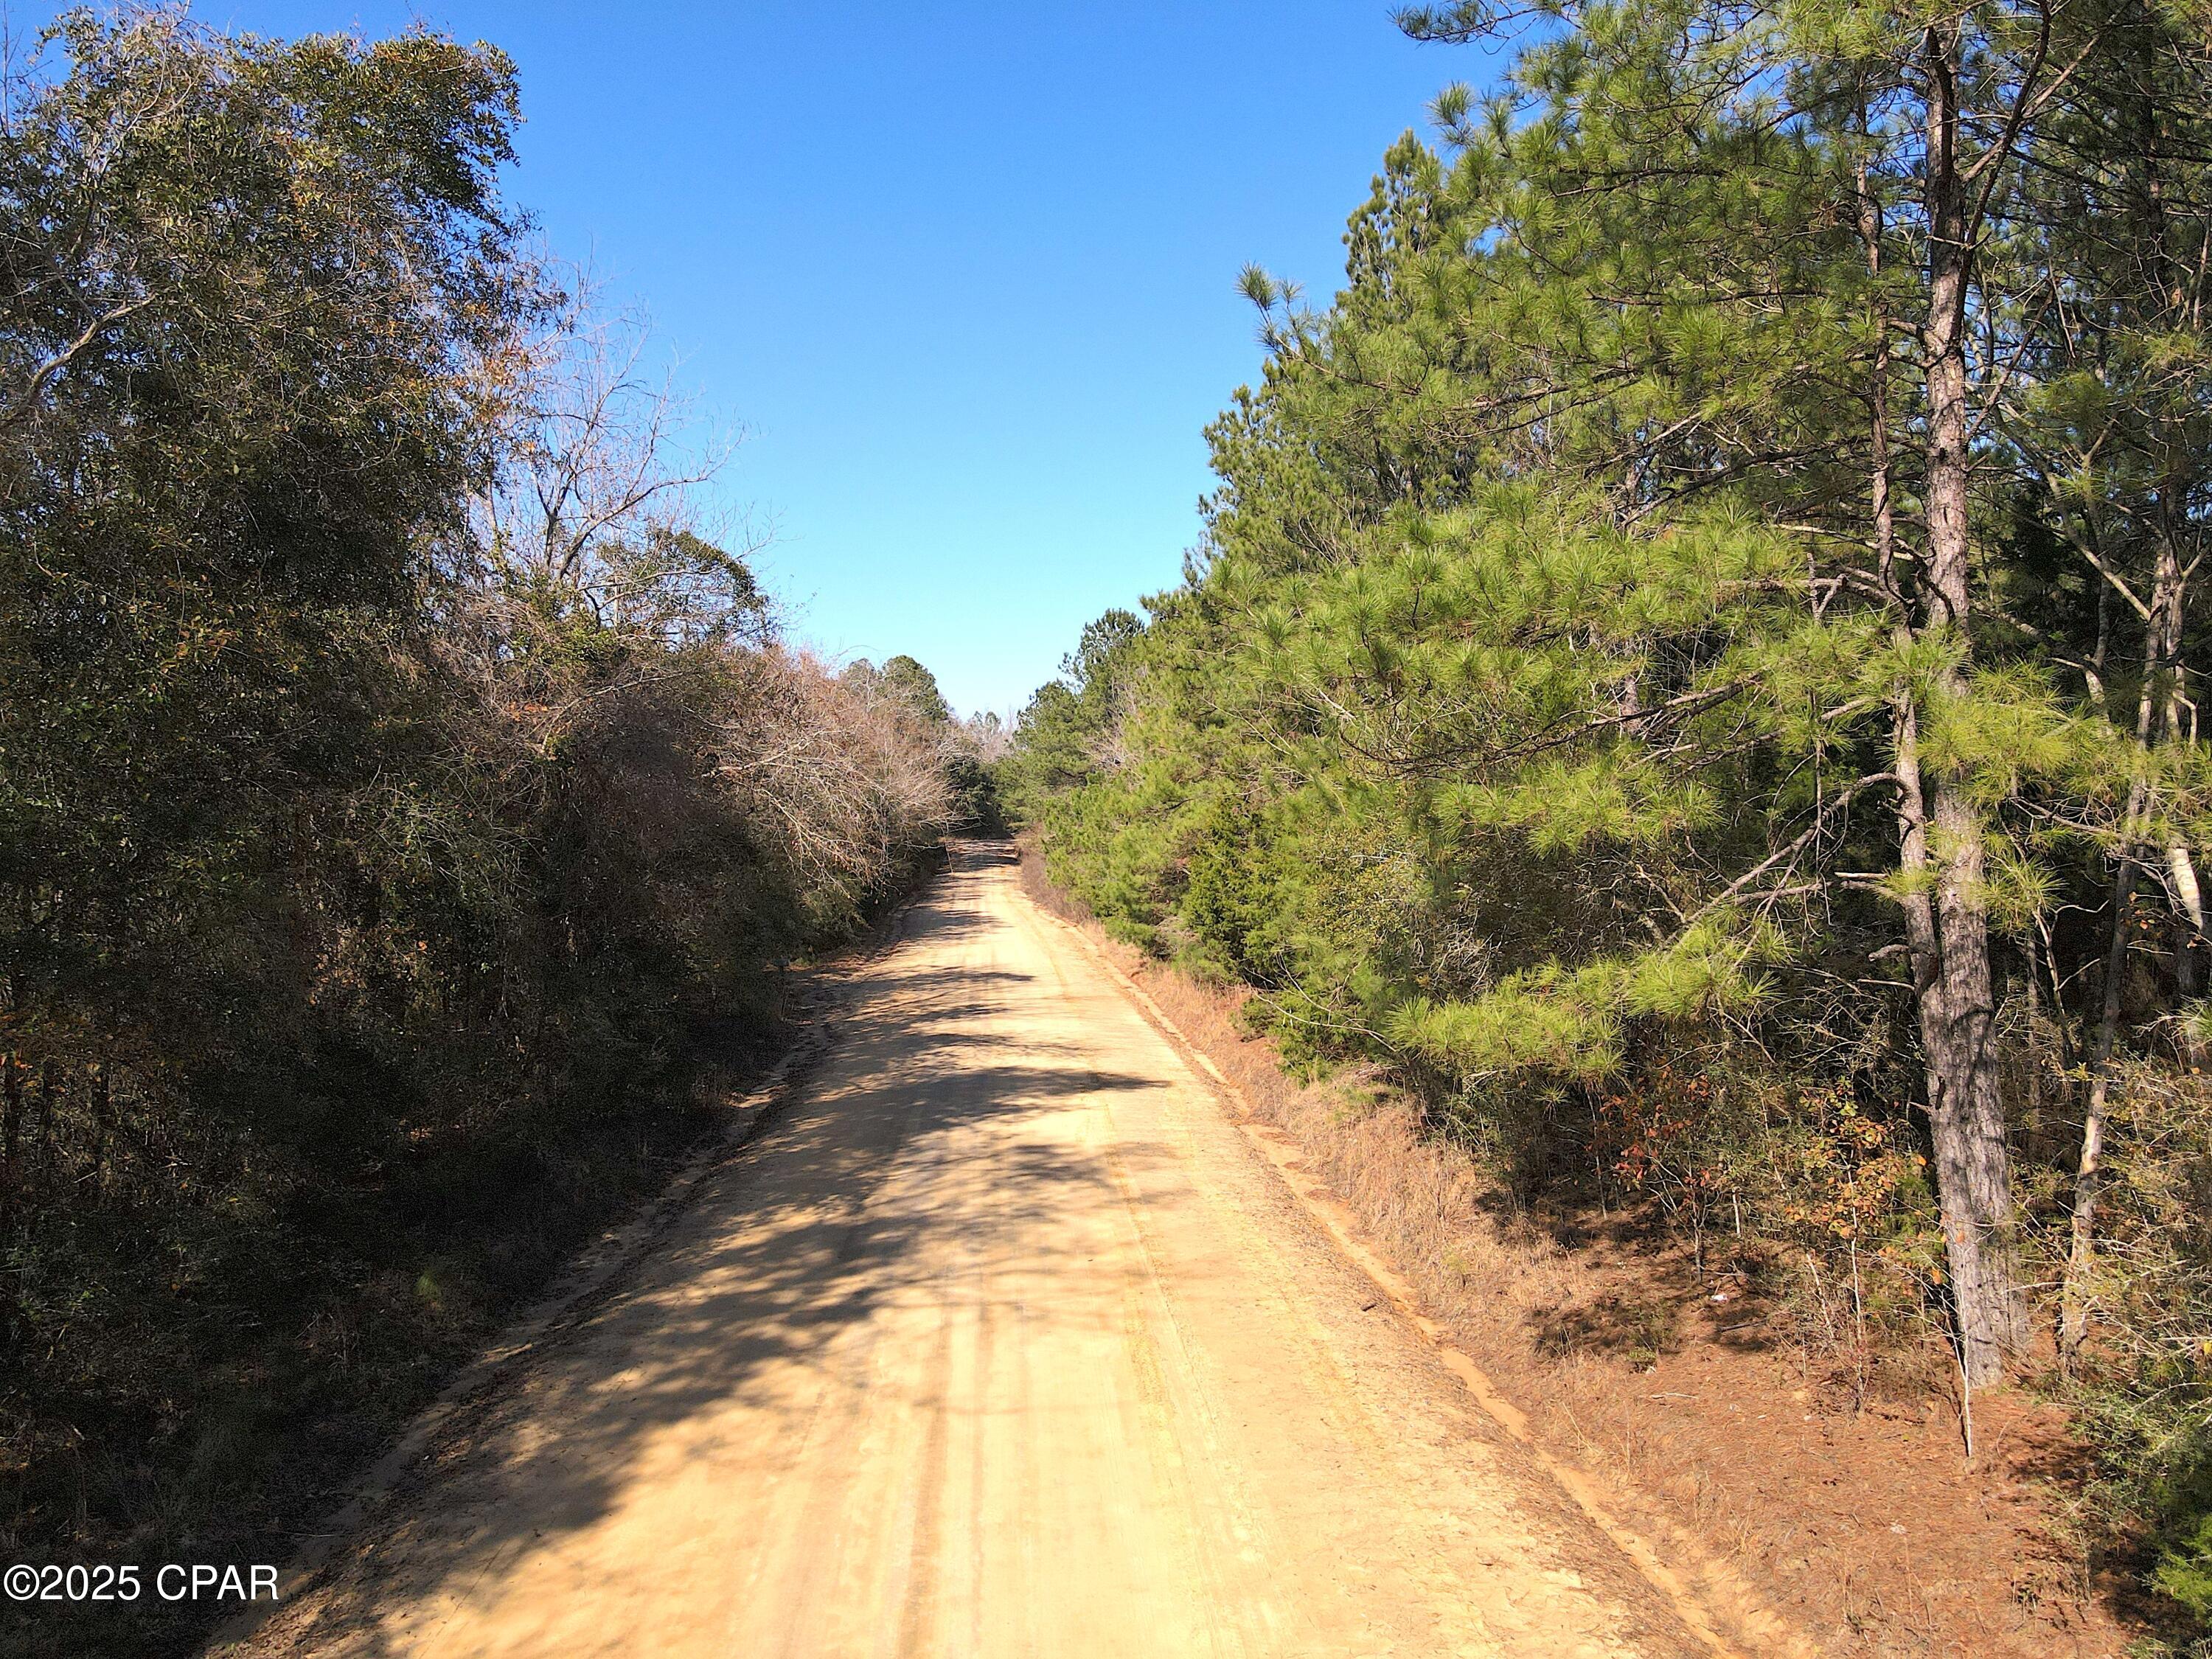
left=27, top=3, right=1502, bottom=716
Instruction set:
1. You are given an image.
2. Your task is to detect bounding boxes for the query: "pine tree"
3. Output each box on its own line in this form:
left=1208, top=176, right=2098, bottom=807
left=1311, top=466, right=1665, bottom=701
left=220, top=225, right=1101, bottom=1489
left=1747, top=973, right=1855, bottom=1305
left=1012, top=0, right=2212, bottom=1397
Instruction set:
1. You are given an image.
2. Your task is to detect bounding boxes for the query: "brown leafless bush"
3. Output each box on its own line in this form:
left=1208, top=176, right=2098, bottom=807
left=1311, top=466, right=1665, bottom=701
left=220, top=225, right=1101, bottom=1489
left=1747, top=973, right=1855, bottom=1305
left=714, top=646, right=954, bottom=918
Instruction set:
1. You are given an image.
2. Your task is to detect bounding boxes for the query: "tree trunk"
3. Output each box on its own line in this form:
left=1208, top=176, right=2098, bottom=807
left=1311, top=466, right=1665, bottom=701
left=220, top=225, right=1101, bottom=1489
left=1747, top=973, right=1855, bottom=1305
left=2065, top=502, right=2191, bottom=1358
left=1894, top=701, right=2030, bottom=1384
left=33, top=1060, right=56, bottom=1186
left=1866, top=101, right=2025, bottom=1370
left=2166, top=844, right=2205, bottom=941
left=1905, top=18, right=2031, bottom=1386
left=2065, top=823, right=2138, bottom=1363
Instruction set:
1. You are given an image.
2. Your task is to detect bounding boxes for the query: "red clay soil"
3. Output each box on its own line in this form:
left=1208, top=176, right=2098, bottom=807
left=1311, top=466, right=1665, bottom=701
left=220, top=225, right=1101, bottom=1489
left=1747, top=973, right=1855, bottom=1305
left=1019, top=844, right=2132, bottom=1658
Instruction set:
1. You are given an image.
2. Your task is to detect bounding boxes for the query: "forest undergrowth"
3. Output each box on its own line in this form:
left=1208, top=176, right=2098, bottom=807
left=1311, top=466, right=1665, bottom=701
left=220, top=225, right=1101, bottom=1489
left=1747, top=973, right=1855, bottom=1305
left=1021, top=838, right=2127, bottom=1655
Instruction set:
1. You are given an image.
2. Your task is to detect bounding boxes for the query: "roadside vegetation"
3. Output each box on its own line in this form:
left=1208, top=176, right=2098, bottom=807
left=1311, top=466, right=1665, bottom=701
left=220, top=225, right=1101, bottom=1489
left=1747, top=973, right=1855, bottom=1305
left=1000, top=0, right=2212, bottom=1643
left=0, top=12, right=993, bottom=1655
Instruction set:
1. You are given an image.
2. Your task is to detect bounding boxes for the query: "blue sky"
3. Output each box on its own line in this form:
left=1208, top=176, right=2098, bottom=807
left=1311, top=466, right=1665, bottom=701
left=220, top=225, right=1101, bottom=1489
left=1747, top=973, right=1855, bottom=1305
left=24, top=3, right=1499, bottom=715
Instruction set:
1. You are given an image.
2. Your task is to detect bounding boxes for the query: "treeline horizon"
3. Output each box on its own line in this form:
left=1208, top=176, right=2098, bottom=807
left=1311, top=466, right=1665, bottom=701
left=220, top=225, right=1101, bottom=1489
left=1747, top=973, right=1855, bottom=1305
left=1001, top=0, right=2212, bottom=1639
left=0, top=10, right=997, bottom=1652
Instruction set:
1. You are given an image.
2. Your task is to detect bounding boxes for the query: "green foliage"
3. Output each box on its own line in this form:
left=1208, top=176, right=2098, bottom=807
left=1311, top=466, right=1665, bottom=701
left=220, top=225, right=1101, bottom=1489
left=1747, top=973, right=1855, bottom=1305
left=0, top=16, right=959, bottom=1653
left=868, top=654, right=954, bottom=726
left=1009, top=0, right=2212, bottom=1630
left=1180, top=804, right=1287, bottom=983
left=2157, top=1498, right=2212, bottom=1624
left=995, top=606, right=1148, bottom=825
left=2047, top=1060, right=2212, bottom=1643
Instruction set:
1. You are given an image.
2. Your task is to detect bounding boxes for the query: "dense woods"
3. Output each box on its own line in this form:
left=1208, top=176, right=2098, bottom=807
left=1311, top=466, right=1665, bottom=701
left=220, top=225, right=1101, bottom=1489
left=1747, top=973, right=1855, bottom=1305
left=1004, top=0, right=2212, bottom=1636
left=0, top=12, right=975, bottom=1646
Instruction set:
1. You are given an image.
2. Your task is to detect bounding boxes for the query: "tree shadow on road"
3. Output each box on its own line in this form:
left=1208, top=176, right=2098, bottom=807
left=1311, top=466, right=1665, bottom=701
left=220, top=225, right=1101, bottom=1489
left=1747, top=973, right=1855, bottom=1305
left=254, top=858, right=1177, bottom=1656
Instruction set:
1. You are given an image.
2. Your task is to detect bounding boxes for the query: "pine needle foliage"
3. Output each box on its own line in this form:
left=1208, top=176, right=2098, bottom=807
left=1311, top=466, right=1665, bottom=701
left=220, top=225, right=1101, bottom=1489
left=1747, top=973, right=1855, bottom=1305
left=1009, top=0, right=2212, bottom=1627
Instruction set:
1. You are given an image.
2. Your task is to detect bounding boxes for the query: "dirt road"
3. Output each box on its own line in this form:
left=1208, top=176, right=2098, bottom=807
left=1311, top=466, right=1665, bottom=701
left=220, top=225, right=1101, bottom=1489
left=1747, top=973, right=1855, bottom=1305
left=238, top=846, right=1711, bottom=1658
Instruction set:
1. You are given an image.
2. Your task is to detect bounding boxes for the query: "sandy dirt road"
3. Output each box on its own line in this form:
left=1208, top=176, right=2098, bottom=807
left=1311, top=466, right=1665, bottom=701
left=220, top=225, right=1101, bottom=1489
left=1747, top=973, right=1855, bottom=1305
left=237, top=846, right=1710, bottom=1658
